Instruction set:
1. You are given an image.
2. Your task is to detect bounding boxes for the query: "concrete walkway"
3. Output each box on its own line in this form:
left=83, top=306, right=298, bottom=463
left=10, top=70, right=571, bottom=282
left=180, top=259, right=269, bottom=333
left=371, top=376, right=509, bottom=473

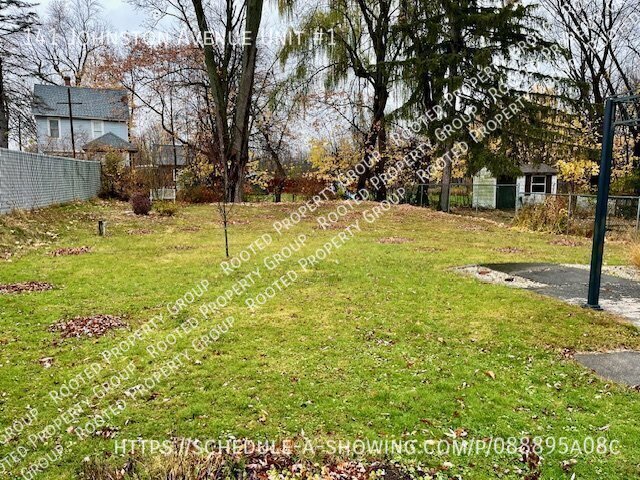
left=574, top=351, right=640, bottom=387
left=483, top=263, right=640, bottom=325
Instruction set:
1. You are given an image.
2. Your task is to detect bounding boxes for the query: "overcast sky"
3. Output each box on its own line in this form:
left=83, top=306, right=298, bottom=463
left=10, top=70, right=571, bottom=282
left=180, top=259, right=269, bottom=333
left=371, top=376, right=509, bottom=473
left=36, top=0, right=148, bottom=31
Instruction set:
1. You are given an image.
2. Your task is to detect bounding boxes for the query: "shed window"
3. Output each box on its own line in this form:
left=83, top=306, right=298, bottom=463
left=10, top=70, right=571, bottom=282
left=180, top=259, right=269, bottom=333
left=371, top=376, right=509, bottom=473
left=531, top=175, right=546, bottom=193
left=48, top=119, right=60, bottom=138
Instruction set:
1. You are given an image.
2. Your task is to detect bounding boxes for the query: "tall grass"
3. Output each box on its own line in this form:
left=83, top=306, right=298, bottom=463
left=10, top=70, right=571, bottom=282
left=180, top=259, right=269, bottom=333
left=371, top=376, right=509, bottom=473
left=513, top=197, right=569, bottom=234
left=631, top=244, right=640, bottom=269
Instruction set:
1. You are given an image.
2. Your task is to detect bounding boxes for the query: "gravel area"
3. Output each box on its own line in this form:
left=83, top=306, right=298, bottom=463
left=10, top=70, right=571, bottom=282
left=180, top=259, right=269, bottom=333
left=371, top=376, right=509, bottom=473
left=453, top=265, right=548, bottom=289
left=563, top=264, right=640, bottom=282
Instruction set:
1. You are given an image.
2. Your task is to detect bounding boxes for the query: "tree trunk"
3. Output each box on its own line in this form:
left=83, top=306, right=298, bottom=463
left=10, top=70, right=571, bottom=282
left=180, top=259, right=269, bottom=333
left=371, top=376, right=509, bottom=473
left=192, top=0, right=263, bottom=203
left=272, top=154, right=286, bottom=203
left=357, top=86, right=388, bottom=199
left=0, top=59, right=9, bottom=149
left=373, top=122, right=388, bottom=201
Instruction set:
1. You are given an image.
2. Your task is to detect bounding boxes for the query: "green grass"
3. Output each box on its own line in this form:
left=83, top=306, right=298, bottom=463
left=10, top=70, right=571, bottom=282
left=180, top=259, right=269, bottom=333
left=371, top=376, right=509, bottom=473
left=1, top=199, right=639, bottom=479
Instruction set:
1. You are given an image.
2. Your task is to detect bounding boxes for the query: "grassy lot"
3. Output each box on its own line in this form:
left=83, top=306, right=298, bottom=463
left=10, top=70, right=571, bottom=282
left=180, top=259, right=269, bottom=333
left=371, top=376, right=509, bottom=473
left=1, top=199, right=640, bottom=479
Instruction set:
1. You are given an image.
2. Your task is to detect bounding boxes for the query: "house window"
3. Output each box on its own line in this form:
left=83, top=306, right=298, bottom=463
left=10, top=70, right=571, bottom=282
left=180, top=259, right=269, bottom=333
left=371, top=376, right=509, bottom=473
left=48, top=119, right=60, bottom=138
left=92, top=120, right=104, bottom=139
left=531, top=175, right=546, bottom=193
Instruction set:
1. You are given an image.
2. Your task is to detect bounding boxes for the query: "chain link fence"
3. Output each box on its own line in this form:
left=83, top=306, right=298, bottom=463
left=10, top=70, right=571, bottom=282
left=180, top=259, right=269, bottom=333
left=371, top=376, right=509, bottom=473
left=0, top=148, right=101, bottom=214
left=404, top=182, right=640, bottom=234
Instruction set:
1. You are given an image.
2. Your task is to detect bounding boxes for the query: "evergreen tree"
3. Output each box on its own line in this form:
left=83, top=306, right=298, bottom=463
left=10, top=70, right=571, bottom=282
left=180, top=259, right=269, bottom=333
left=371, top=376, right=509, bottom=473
left=0, top=0, right=37, bottom=148
left=397, top=0, right=558, bottom=210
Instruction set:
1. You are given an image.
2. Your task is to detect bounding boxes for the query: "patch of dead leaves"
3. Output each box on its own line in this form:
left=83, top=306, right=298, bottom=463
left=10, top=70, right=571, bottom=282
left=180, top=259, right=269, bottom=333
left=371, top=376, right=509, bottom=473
left=127, top=229, right=153, bottom=235
left=50, top=246, right=92, bottom=257
left=48, top=314, right=126, bottom=339
left=549, top=237, right=585, bottom=247
left=378, top=237, right=414, bottom=244
left=494, top=247, right=526, bottom=254
left=0, top=281, right=54, bottom=294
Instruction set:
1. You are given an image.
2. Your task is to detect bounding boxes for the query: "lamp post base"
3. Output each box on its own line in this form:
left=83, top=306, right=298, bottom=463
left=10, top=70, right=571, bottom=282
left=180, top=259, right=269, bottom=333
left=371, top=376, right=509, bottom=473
left=583, top=303, right=602, bottom=311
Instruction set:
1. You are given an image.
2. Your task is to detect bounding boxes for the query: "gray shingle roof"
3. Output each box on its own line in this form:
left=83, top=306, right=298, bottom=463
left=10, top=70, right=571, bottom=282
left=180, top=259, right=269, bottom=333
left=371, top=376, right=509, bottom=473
left=153, top=144, right=188, bottom=166
left=32, top=84, right=129, bottom=121
left=519, top=163, right=558, bottom=175
left=83, top=132, right=138, bottom=152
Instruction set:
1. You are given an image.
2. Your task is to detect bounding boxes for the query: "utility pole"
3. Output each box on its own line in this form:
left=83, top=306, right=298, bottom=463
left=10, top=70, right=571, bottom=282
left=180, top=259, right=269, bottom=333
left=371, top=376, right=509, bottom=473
left=56, top=77, right=82, bottom=158
left=18, top=115, right=22, bottom=151
left=169, top=88, right=178, bottom=189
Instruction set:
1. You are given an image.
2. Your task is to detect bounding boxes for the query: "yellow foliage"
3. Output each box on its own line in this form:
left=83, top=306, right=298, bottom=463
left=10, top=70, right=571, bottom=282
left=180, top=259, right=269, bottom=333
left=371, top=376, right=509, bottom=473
left=308, top=137, right=361, bottom=186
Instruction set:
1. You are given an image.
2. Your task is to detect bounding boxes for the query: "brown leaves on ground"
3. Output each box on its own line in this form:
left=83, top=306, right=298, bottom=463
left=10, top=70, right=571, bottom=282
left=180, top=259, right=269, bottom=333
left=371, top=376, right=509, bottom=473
left=549, top=237, right=585, bottom=247
left=48, top=314, right=126, bottom=339
left=81, top=445, right=445, bottom=480
left=494, top=247, right=527, bottom=254
left=520, top=437, right=542, bottom=480
left=127, top=228, right=153, bottom=235
left=50, top=246, right=92, bottom=257
left=39, top=357, right=54, bottom=368
left=378, top=237, right=414, bottom=244
left=0, top=281, right=54, bottom=294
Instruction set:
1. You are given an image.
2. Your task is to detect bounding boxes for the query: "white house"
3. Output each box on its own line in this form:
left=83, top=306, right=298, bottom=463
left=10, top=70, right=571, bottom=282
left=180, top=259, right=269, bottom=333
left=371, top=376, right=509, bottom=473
left=32, top=80, right=137, bottom=163
left=472, top=163, right=558, bottom=209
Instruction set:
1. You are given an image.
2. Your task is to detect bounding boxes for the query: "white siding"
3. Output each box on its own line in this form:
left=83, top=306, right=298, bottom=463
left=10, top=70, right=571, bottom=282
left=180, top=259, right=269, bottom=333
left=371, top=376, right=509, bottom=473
left=472, top=168, right=497, bottom=209
left=36, top=117, right=128, bottom=153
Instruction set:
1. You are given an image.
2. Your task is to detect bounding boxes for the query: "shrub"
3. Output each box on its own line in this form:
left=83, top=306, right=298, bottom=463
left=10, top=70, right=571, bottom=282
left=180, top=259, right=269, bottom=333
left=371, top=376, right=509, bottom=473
left=99, top=151, right=133, bottom=200
left=130, top=192, right=152, bottom=215
left=155, top=201, right=178, bottom=217
left=177, top=185, right=220, bottom=203
left=514, top=197, right=569, bottom=234
left=631, top=244, right=640, bottom=269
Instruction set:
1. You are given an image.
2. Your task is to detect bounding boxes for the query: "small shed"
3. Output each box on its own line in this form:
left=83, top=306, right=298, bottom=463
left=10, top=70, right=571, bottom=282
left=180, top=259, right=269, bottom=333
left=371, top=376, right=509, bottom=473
left=472, top=163, right=558, bottom=210
left=83, top=132, right=138, bottom=165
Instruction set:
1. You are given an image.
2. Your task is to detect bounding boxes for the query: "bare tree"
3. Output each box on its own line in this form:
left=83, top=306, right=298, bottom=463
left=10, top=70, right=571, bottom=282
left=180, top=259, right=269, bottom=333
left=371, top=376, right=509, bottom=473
left=27, top=0, right=108, bottom=86
left=541, top=0, right=640, bottom=143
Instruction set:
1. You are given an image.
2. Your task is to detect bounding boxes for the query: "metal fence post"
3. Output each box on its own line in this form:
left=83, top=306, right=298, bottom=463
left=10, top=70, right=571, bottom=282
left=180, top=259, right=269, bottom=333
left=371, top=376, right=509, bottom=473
left=567, top=193, right=572, bottom=235
left=588, top=98, right=616, bottom=309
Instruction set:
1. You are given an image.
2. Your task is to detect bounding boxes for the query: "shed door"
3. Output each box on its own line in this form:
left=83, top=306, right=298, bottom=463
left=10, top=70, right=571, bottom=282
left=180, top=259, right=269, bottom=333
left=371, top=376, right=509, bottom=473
left=496, top=175, right=516, bottom=210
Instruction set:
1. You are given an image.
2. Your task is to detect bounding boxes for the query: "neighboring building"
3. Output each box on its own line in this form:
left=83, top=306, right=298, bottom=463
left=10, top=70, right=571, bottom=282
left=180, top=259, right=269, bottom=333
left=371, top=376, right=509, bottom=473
left=132, top=144, right=191, bottom=199
left=32, top=80, right=136, bottom=163
left=133, top=144, right=190, bottom=181
left=472, top=163, right=558, bottom=210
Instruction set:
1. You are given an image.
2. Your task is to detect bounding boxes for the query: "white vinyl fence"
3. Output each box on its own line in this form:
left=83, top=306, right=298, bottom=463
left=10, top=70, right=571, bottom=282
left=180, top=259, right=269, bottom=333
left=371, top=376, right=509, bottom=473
left=0, top=148, right=101, bottom=214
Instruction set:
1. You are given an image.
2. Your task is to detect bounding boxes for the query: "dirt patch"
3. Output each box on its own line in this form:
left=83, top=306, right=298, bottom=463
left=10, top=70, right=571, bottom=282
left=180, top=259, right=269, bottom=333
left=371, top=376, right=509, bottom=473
left=378, top=237, right=414, bottom=244
left=0, top=281, right=54, bottom=294
left=48, top=314, right=126, bottom=339
left=50, top=246, right=92, bottom=257
left=180, top=226, right=201, bottom=233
